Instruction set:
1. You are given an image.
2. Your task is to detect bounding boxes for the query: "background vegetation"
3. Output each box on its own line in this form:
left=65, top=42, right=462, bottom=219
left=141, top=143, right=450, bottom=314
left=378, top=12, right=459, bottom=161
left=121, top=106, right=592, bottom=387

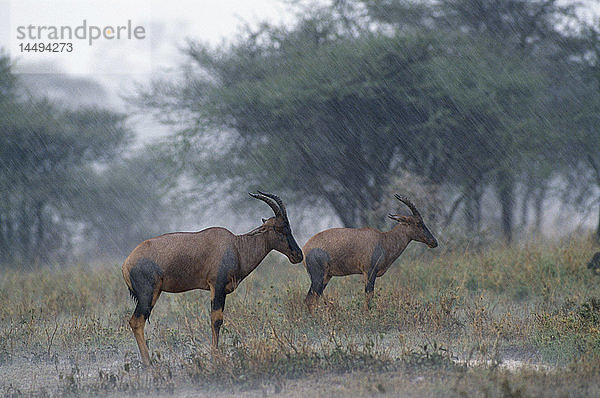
left=137, top=0, right=600, bottom=244
left=1, top=0, right=600, bottom=266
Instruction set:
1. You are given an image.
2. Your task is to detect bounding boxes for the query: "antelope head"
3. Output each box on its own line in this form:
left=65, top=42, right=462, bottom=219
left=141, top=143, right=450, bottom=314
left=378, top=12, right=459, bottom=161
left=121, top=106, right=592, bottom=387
left=388, top=194, right=438, bottom=248
left=249, top=191, right=304, bottom=263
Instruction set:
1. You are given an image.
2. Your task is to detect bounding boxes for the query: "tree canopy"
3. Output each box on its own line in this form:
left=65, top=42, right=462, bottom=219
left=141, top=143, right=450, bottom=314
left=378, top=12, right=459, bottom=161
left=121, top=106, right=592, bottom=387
left=138, top=0, right=596, bottom=243
left=0, top=54, right=173, bottom=266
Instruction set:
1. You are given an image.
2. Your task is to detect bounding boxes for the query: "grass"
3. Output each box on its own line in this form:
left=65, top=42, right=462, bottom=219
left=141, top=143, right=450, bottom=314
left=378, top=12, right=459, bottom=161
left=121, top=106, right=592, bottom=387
left=1, top=238, right=600, bottom=396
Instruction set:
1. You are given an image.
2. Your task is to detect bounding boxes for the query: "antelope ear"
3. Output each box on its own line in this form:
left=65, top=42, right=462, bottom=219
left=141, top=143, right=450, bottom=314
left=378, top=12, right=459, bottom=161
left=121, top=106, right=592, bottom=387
left=388, top=214, right=413, bottom=224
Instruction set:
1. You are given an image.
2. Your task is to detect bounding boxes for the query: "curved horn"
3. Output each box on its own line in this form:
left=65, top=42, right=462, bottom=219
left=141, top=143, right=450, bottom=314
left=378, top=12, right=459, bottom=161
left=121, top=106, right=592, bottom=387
left=249, top=192, right=282, bottom=218
left=394, top=194, right=422, bottom=218
left=257, top=190, right=288, bottom=220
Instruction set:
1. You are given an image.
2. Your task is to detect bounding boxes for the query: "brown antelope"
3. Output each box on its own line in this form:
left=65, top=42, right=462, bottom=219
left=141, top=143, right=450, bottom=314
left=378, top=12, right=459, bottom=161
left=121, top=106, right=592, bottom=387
left=302, top=194, right=438, bottom=311
left=122, top=191, right=303, bottom=365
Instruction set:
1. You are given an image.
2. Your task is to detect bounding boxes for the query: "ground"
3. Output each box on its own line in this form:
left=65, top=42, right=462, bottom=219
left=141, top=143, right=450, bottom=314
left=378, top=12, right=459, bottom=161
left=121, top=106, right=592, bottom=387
left=2, top=239, right=600, bottom=396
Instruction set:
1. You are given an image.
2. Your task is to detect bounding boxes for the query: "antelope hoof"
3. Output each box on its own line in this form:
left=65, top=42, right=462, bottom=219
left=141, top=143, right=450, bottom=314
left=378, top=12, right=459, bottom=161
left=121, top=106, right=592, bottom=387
left=305, top=293, right=319, bottom=313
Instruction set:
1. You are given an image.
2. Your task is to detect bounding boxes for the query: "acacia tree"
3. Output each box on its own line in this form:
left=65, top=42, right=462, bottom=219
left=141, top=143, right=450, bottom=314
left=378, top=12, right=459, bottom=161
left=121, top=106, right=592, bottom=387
left=558, top=23, right=600, bottom=240
left=0, top=97, right=130, bottom=264
left=0, top=54, right=174, bottom=266
left=585, top=24, right=600, bottom=241
left=69, top=145, right=175, bottom=258
left=423, top=41, right=551, bottom=241
left=139, top=0, right=585, bottom=242
left=140, top=15, right=439, bottom=227
left=362, top=0, right=582, bottom=242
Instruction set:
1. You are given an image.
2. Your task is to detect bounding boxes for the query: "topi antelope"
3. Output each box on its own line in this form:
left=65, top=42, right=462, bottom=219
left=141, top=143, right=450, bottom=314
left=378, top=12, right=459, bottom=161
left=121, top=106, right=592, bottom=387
left=122, top=191, right=303, bottom=365
left=302, top=194, right=438, bottom=311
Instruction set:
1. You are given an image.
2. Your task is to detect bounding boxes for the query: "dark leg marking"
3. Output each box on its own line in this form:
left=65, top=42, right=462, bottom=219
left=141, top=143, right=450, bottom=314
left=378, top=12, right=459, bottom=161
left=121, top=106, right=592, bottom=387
left=366, top=243, right=384, bottom=294
left=211, top=248, right=237, bottom=348
left=129, top=258, right=163, bottom=320
left=588, top=252, right=600, bottom=271
left=365, top=244, right=384, bottom=310
left=306, top=248, right=330, bottom=296
left=213, top=248, right=237, bottom=310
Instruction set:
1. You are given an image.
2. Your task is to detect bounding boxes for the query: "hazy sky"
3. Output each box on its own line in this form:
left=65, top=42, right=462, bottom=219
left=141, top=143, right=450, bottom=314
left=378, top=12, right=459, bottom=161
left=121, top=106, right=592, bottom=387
left=1, top=0, right=599, bottom=141
left=3, top=1, right=598, bottom=76
left=2, top=0, right=293, bottom=73
left=0, top=0, right=298, bottom=141
left=3, top=0, right=598, bottom=73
